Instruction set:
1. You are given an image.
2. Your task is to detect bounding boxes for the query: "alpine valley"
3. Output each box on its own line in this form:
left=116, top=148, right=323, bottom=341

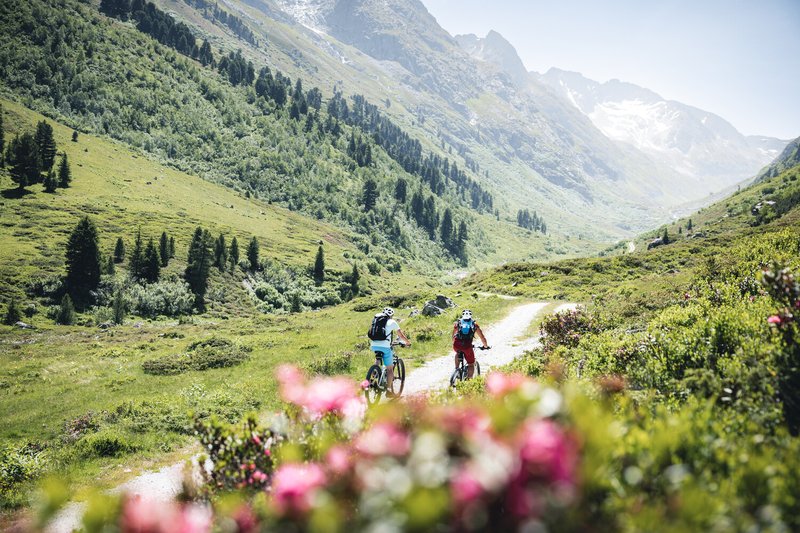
left=1, top=0, right=799, bottom=530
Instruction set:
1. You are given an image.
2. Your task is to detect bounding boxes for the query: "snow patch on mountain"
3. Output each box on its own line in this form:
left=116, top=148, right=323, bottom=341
left=274, top=0, right=331, bottom=33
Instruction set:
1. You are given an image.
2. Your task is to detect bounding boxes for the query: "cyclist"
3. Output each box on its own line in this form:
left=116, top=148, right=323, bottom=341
left=368, top=307, right=411, bottom=396
left=453, top=309, right=488, bottom=379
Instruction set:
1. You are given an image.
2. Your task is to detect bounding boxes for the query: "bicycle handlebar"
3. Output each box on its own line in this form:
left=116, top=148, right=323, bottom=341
left=476, top=345, right=491, bottom=350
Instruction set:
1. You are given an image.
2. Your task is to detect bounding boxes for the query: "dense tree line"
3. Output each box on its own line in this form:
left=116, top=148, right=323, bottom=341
left=218, top=50, right=254, bottom=87
left=329, top=93, right=494, bottom=212
left=101, top=0, right=210, bottom=62
left=211, top=6, right=257, bottom=46
left=517, top=209, right=546, bottom=234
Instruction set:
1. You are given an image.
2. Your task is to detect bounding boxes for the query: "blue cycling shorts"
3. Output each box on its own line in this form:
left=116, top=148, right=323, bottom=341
left=371, top=345, right=394, bottom=367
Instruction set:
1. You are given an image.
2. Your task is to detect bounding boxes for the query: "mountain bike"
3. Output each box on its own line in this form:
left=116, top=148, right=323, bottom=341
left=450, top=345, right=490, bottom=387
left=364, top=342, right=406, bottom=405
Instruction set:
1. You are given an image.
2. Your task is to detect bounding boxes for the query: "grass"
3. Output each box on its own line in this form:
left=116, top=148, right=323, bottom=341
left=0, top=100, right=522, bottom=508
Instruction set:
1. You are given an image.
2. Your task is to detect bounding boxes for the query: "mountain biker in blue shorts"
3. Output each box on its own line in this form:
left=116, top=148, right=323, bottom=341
left=368, top=307, right=411, bottom=396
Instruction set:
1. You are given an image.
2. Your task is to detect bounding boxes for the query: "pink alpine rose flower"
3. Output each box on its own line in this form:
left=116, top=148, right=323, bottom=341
left=271, top=463, right=327, bottom=515
left=277, top=365, right=307, bottom=405
left=354, top=422, right=411, bottom=456
left=767, top=315, right=782, bottom=325
left=304, top=377, right=359, bottom=414
left=325, top=445, right=353, bottom=475
left=450, top=468, right=484, bottom=505
left=486, top=372, right=528, bottom=398
left=518, top=420, right=576, bottom=486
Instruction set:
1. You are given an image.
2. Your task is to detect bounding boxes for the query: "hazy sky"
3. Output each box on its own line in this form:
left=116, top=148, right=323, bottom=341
left=420, top=0, right=800, bottom=139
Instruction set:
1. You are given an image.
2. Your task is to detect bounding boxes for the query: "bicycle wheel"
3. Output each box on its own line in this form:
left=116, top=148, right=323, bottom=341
left=364, top=365, right=383, bottom=405
left=450, top=366, right=463, bottom=388
left=391, top=358, right=405, bottom=398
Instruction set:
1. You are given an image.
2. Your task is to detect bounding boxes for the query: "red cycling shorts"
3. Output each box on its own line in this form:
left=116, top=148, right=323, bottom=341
left=453, top=339, right=475, bottom=365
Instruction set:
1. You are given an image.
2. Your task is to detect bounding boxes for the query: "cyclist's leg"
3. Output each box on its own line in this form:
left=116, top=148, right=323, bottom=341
left=381, top=348, right=395, bottom=394
left=463, top=346, right=476, bottom=379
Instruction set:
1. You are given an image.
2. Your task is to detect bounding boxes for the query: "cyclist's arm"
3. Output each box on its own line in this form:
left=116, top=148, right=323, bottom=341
left=397, top=329, right=411, bottom=346
left=475, top=324, right=489, bottom=348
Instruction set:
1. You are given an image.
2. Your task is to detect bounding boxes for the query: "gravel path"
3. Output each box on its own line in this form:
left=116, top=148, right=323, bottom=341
left=48, top=300, right=572, bottom=532
left=404, top=302, right=576, bottom=395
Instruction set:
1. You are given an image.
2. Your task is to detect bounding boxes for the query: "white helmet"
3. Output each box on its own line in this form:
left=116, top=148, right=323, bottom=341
left=383, top=307, right=395, bottom=317
left=461, top=309, right=473, bottom=320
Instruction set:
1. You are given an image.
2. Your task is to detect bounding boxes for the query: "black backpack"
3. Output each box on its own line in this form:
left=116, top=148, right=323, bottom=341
left=368, top=313, right=390, bottom=341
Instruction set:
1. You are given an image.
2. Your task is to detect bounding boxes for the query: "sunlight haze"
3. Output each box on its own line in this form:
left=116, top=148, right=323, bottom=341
left=422, top=0, right=800, bottom=139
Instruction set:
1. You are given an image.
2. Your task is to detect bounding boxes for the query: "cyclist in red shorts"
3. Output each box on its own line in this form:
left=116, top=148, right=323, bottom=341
left=452, top=309, right=489, bottom=379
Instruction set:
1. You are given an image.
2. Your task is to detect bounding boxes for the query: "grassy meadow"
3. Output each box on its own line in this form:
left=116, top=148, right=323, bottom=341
left=0, top=100, right=527, bottom=508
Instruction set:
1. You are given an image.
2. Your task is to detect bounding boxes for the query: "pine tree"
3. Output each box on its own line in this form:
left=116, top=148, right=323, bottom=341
left=247, top=236, right=259, bottom=271
left=169, top=236, right=176, bottom=258
left=4, top=299, right=21, bottom=325
left=687, top=218, right=693, bottom=231
left=214, top=234, right=227, bottom=271
left=455, top=221, right=468, bottom=263
left=362, top=178, right=378, bottom=212
left=159, top=231, right=169, bottom=267
left=662, top=228, right=670, bottom=244
left=114, top=237, right=125, bottom=263
left=440, top=208, right=454, bottom=249
left=185, top=227, right=213, bottom=309
left=8, top=133, right=41, bottom=190
left=394, top=178, right=407, bottom=203
left=43, top=168, right=57, bottom=193
left=71, top=131, right=79, bottom=142
left=57, top=153, right=72, bottom=188
left=350, top=263, right=360, bottom=296
left=35, top=121, right=57, bottom=170
left=313, top=245, right=325, bottom=284
left=290, top=292, right=302, bottom=313
left=229, top=236, right=239, bottom=271
left=105, top=255, right=115, bottom=275
left=112, top=290, right=126, bottom=325
left=56, top=295, right=76, bottom=325
left=141, top=238, right=161, bottom=283
left=129, top=229, right=144, bottom=279
left=65, top=216, right=101, bottom=308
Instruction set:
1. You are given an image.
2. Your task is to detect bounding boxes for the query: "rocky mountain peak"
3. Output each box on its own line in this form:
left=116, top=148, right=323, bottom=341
left=455, top=30, right=529, bottom=86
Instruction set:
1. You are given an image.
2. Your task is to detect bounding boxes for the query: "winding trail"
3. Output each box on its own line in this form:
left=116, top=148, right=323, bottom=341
left=404, top=301, right=576, bottom=394
left=48, top=300, right=572, bottom=532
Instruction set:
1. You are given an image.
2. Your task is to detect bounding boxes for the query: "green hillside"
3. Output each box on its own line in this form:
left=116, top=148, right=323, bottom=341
left=459, top=164, right=800, bottom=528
left=0, top=100, right=527, bottom=509
left=0, top=0, right=588, bottom=270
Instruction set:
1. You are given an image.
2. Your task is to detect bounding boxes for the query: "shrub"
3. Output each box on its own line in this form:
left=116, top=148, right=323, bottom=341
left=410, top=323, right=439, bottom=342
left=304, top=352, right=353, bottom=375
left=79, top=430, right=132, bottom=458
left=142, top=338, right=250, bottom=375
left=126, top=278, right=194, bottom=317
left=63, top=412, right=100, bottom=442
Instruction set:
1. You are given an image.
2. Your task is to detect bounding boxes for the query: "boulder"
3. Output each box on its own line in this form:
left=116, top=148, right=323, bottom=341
left=408, top=308, right=420, bottom=318
left=422, top=302, right=443, bottom=317
left=647, top=238, right=664, bottom=250
left=434, top=295, right=454, bottom=309
left=14, top=321, right=33, bottom=329
left=98, top=321, right=113, bottom=330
